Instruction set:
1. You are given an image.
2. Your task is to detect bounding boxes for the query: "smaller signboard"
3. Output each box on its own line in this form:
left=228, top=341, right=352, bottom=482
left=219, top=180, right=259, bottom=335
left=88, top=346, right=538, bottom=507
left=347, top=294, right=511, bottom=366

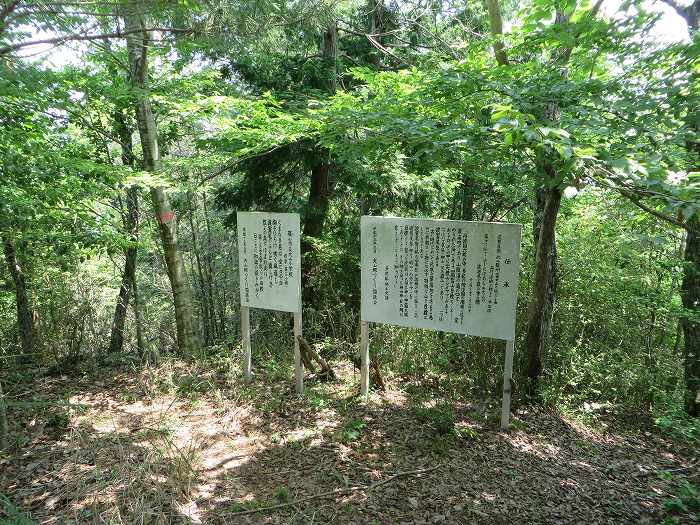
left=237, top=211, right=301, bottom=313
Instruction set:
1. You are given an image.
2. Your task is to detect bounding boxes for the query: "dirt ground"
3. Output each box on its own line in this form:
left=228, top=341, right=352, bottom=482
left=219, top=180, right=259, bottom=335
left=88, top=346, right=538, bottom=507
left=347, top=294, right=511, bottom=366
left=0, top=360, right=697, bottom=524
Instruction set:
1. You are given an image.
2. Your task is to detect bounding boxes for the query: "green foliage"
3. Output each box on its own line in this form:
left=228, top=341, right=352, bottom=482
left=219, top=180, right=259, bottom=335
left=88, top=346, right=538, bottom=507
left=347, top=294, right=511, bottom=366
left=274, top=486, right=290, bottom=503
left=0, top=493, right=34, bottom=525
left=663, top=479, right=700, bottom=516
left=414, top=402, right=456, bottom=436
left=338, top=417, right=366, bottom=442
left=0, top=0, right=697, bottom=456
left=654, top=406, right=700, bottom=448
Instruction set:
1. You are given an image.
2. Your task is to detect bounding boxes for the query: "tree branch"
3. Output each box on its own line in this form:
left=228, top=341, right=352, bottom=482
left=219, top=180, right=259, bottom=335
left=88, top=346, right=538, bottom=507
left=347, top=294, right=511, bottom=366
left=228, top=465, right=441, bottom=516
left=619, top=188, right=687, bottom=230
left=0, top=26, right=194, bottom=56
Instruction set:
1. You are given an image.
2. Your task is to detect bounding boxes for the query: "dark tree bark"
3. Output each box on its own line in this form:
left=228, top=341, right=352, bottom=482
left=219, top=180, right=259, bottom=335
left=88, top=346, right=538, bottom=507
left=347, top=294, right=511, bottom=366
left=682, top=217, right=700, bottom=415
left=525, top=186, right=562, bottom=389
left=108, top=105, right=139, bottom=354
left=461, top=173, right=475, bottom=221
left=0, top=377, right=8, bottom=450
left=301, top=160, right=333, bottom=289
left=301, top=21, right=337, bottom=295
left=108, top=187, right=138, bottom=354
left=676, top=0, right=699, bottom=418
left=102, top=34, right=144, bottom=357
left=2, top=235, right=38, bottom=356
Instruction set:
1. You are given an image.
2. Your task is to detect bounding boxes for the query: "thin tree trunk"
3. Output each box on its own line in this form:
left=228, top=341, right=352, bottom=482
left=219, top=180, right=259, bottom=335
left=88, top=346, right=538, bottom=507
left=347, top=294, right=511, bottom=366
left=124, top=1, right=200, bottom=355
left=0, top=378, right=8, bottom=450
left=525, top=185, right=562, bottom=392
left=132, top=269, right=145, bottom=357
left=109, top=185, right=138, bottom=354
left=188, top=199, right=211, bottom=346
left=682, top=214, right=700, bottom=416
left=661, top=0, right=699, bottom=415
left=105, top=41, right=142, bottom=357
left=201, top=192, right=222, bottom=340
left=484, top=2, right=604, bottom=399
left=2, top=235, right=38, bottom=357
left=461, top=174, right=475, bottom=221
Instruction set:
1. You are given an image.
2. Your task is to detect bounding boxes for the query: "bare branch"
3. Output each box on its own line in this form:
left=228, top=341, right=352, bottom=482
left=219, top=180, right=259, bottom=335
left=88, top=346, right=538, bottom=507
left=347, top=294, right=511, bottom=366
left=0, top=26, right=194, bottom=56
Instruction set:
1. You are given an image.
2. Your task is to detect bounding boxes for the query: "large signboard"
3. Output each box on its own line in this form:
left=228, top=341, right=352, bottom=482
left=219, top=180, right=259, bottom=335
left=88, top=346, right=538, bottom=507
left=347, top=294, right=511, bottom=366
left=237, top=211, right=301, bottom=313
left=360, top=216, right=521, bottom=340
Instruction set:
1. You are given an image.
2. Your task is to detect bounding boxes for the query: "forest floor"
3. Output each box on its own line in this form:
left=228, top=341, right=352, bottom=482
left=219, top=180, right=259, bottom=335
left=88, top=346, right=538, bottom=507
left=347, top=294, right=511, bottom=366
left=0, top=357, right=698, bottom=525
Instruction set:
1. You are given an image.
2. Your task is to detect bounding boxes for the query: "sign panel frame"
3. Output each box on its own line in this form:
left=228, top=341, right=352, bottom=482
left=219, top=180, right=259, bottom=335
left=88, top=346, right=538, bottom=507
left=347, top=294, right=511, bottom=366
left=359, top=216, right=522, bottom=430
left=237, top=211, right=302, bottom=314
left=237, top=211, right=304, bottom=393
left=360, top=216, right=521, bottom=340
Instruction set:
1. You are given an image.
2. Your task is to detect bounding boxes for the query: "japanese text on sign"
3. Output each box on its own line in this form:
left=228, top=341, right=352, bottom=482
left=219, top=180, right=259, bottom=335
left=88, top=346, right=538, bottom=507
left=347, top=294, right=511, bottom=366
left=360, top=216, right=521, bottom=340
left=238, top=212, right=301, bottom=313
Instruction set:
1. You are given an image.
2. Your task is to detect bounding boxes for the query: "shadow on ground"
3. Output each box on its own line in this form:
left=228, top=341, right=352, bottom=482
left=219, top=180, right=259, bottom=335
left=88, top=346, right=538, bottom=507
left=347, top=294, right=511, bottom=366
left=0, top=361, right=696, bottom=524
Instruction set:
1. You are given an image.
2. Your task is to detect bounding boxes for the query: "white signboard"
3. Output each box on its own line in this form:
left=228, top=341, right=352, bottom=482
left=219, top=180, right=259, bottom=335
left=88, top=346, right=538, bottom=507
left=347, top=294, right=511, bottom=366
left=361, top=216, right=521, bottom=340
left=237, top=211, right=301, bottom=313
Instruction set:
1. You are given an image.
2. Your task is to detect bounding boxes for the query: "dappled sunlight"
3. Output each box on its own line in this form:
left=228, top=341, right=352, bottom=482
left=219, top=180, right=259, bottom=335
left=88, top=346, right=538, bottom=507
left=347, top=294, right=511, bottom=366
left=1, top=360, right=697, bottom=524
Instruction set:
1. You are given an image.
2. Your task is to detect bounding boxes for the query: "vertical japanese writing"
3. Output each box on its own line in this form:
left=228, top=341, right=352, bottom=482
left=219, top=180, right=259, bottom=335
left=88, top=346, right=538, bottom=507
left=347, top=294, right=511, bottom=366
left=238, top=212, right=301, bottom=313
left=362, top=216, right=520, bottom=340
left=242, top=226, right=250, bottom=303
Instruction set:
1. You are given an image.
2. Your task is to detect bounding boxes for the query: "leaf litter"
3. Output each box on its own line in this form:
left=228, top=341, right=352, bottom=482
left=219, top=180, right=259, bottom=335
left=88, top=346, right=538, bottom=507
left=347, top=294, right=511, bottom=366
left=0, top=361, right=697, bottom=524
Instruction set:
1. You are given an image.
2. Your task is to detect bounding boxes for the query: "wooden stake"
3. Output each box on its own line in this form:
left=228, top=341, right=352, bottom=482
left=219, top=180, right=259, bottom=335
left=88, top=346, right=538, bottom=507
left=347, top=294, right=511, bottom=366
left=294, top=311, right=303, bottom=394
left=500, top=338, right=514, bottom=431
left=241, top=305, right=251, bottom=383
left=360, top=320, right=369, bottom=396
left=297, top=337, right=316, bottom=372
left=298, top=336, right=336, bottom=379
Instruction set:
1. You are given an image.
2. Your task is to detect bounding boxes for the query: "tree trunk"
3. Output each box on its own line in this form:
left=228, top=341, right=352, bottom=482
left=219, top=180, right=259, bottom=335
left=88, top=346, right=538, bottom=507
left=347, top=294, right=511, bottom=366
left=0, top=378, right=8, bottom=450
left=109, top=184, right=138, bottom=354
left=105, top=46, right=142, bottom=356
left=132, top=269, right=145, bottom=357
left=322, top=21, right=337, bottom=93
left=485, top=0, right=509, bottom=66
left=524, top=185, right=562, bottom=393
left=461, top=173, right=475, bottom=221
left=301, top=22, right=337, bottom=294
left=2, top=235, right=38, bottom=357
left=188, top=199, right=211, bottom=346
left=301, top=161, right=332, bottom=290
left=202, top=192, right=224, bottom=339
left=682, top=212, right=700, bottom=416
left=662, top=0, right=699, bottom=415
left=124, top=1, right=200, bottom=355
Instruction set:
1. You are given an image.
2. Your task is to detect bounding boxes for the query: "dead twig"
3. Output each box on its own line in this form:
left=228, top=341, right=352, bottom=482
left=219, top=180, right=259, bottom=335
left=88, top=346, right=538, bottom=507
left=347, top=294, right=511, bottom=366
left=229, top=465, right=441, bottom=516
left=635, top=460, right=700, bottom=477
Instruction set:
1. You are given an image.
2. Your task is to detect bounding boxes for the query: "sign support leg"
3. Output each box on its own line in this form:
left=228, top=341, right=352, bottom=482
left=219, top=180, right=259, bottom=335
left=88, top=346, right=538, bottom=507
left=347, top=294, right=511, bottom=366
left=294, top=311, right=303, bottom=394
left=360, top=320, right=369, bottom=397
left=500, top=339, right=515, bottom=431
left=241, top=306, right=252, bottom=384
